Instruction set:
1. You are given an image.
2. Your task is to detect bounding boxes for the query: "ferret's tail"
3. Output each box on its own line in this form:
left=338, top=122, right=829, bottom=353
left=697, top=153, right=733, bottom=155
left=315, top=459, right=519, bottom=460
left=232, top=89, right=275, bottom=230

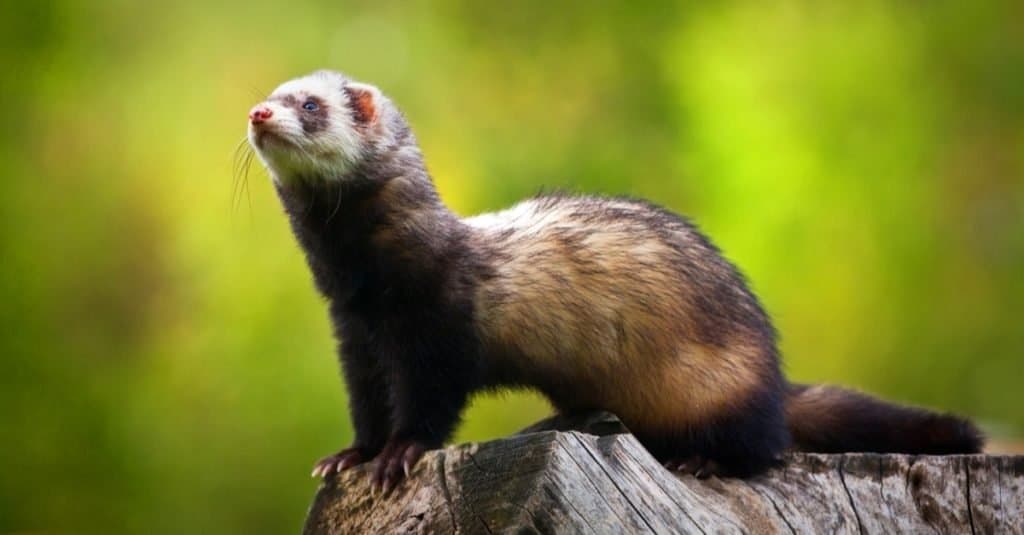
left=784, top=383, right=983, bottom=454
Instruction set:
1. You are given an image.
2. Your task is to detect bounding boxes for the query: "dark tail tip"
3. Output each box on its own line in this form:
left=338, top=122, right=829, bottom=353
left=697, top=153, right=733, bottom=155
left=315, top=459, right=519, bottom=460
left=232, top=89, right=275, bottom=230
left=918, top=412, right=984, bottom=454
left=785, top=383, right=984, bottom=454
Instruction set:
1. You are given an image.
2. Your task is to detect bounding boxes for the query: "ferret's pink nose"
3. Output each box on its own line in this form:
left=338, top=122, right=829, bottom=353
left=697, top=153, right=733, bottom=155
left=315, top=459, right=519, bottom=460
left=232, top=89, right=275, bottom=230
left=249, top=105, right=273, bottom=125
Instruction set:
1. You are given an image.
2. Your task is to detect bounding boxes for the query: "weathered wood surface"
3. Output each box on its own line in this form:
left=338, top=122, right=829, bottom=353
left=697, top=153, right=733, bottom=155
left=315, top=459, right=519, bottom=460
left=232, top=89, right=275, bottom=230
left=303, top=413, right=1024, bottom=534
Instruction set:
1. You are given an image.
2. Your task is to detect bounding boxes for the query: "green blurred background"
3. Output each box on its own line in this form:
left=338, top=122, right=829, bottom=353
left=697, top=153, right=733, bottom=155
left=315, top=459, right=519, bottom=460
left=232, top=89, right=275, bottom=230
left=1, top=1, right=1022, bottom=533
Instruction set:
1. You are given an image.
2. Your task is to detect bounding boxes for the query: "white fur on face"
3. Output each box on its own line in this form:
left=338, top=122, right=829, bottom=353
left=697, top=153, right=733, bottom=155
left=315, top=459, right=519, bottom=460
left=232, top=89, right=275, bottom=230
left=247, top=71, right=374, bottom=184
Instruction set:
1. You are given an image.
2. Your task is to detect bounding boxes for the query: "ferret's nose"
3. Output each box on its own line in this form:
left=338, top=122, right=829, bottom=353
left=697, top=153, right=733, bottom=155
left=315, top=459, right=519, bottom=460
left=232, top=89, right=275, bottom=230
left=249, top=105, right=273, bottom=125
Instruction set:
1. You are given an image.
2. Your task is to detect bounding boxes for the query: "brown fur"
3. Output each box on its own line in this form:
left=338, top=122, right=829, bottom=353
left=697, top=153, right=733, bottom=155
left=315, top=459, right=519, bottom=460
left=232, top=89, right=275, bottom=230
left=785, top=384, right=983, bottom=454
left=468, top=196, right=777, bottom=433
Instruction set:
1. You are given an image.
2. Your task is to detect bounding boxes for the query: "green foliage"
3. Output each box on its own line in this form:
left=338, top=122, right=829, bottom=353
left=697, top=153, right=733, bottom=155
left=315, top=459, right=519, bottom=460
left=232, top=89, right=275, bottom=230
left=0, top=1, right=1021, bottom=533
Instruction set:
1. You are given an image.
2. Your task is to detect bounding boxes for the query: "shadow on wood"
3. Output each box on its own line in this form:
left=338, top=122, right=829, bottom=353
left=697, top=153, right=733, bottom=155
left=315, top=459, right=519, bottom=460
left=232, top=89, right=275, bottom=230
left=303, top=412, right=1023, bottom=534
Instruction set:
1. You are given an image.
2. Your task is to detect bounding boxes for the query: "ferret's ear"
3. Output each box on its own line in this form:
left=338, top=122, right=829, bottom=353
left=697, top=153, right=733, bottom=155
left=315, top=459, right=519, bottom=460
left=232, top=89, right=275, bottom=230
left=343, top=82, right=380, bottom=124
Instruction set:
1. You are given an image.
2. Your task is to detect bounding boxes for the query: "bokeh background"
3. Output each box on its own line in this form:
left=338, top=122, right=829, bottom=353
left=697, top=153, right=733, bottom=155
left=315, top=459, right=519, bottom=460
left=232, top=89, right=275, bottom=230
left=1, top=1, right=1022, bottom=533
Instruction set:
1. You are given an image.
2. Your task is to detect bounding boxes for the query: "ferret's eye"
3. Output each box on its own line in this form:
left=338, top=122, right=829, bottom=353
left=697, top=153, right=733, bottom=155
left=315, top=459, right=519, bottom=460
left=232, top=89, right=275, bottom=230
left=302, top=100, right=319, bottom=112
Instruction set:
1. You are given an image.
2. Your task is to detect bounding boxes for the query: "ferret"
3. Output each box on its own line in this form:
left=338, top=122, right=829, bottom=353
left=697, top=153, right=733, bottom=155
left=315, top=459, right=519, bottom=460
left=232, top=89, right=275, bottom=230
left=245, top=70, right=982, bottom=491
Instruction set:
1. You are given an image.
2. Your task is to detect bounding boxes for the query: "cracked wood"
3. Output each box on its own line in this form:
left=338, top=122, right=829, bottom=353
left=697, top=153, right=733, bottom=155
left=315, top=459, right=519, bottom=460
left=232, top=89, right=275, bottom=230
left=302, top=413, right=1024, bottom=534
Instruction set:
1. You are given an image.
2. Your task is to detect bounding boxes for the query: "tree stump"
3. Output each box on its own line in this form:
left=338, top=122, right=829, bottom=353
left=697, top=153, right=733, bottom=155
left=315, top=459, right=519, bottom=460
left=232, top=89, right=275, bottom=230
left=303, top=412, right=1023, bottom=534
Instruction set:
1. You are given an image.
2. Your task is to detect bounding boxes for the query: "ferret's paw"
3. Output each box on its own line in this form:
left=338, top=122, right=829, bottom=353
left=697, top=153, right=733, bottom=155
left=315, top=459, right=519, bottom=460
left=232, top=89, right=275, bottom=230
left=664, top=455, right=722, bottom=479
left=370, top=438, right=427, bottom=495
left=311, top=447, right=366, bottom=478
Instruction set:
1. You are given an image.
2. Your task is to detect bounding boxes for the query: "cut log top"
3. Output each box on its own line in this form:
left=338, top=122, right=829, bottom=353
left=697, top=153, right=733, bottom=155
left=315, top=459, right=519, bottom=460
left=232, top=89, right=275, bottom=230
left=303, top=412, right=1024, bottom=534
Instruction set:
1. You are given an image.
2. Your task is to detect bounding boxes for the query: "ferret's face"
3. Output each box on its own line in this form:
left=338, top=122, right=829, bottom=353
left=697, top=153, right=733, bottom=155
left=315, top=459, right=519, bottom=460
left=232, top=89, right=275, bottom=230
left=247, top=70, right=386, bottom=183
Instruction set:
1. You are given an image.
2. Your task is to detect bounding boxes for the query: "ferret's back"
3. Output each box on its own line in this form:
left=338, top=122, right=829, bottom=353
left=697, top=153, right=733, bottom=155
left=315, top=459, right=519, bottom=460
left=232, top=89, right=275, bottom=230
left=465, top=195, right=777, bottom=420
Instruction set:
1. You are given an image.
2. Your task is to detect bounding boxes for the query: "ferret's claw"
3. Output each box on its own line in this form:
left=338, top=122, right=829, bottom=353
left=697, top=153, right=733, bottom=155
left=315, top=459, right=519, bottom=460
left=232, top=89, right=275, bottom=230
left=664, top=455, right=722, bottom=479
left=312, top=447, right=366, bottom=479
left=370, top=438, right=428, bottom=496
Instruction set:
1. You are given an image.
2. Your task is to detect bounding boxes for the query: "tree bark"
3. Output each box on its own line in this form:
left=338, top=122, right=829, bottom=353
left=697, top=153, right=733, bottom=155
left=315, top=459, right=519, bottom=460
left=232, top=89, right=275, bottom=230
left=303, top=412, right=1023, bottom=534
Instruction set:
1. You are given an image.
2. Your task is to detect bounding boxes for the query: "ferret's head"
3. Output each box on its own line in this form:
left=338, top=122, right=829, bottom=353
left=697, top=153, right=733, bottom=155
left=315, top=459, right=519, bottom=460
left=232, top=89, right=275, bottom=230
left=247, top=70, right=404, bottom=184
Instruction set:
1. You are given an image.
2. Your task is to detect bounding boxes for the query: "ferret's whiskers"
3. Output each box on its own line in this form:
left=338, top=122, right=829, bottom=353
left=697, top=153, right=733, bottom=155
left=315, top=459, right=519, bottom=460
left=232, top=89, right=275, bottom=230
left=326, top=181, right=343, bottom=224
left=242, top=148, right=254, bottom=217
left=232, top=137, right=254, bottom=215
left=231, top=138, right=245, bottom=210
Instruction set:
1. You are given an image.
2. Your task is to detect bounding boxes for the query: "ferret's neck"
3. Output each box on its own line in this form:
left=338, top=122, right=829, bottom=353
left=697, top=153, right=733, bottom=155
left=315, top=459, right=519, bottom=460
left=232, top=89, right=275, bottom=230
left=274, top=159, right=465, bottom=302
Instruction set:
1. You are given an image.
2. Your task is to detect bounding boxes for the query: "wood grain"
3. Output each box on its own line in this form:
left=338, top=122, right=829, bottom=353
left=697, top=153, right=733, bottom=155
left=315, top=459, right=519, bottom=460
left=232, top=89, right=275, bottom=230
left=303, top=413, right=1024, bottom=534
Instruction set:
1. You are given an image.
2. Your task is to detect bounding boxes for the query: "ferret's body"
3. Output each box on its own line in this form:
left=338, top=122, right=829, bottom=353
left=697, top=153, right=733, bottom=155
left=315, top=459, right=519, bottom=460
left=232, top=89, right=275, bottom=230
left=246, top=70, right=982, bottom=489
left=466, top=196, right=788, bottom=471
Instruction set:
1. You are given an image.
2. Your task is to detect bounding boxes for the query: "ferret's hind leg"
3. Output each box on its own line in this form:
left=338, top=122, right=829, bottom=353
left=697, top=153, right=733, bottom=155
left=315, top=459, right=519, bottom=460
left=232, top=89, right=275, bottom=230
left=664, top=455, right=723, bottom=479
left=643, top=387, right=790, bottom=478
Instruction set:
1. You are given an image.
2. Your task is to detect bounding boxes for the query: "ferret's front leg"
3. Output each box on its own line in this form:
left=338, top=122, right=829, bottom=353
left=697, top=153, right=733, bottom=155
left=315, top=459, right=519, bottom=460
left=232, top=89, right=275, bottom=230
left=370, top=338, right=475, bottom=493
